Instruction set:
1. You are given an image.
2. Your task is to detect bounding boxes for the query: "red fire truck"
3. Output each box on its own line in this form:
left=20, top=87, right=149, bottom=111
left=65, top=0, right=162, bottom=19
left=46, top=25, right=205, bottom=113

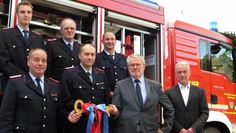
left=0, top=0, right=235, bottom=132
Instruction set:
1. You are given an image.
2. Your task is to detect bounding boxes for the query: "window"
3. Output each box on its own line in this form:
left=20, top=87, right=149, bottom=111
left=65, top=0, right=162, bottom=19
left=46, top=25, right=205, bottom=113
left=200, top=40, right=235, bottom=82
left=211, top=43, right=234, bottom=82
left=199, top=40, right=210, bottom=70
left=0, top=0, right=9, bottom=30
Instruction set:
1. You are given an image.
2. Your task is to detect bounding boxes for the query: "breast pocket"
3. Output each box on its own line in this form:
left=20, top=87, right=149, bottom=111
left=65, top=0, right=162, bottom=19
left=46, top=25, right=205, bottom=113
left=5, top=42, right=25, bottom=55
left=54, top=55, right=67, bottom=67
left=73, top=84, right=91, bottom=96
left=101, top=64, right=112, bottom=71
left=50, top=93, right=59, bottom=103
left=96, top=82, right=106, bottom=91
left=17, top=94, right=33, bottom=106
left=14, top=123, right=27, bottom=132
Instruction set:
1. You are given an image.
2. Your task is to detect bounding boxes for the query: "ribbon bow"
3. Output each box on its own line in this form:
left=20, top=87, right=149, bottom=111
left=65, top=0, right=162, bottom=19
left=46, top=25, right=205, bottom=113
left=74, top=99, right=111, bottom=133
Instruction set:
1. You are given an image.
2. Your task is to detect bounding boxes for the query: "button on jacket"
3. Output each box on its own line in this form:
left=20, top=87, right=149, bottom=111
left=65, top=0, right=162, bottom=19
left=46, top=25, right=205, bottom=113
left=0, top=74, right=61, bottom=133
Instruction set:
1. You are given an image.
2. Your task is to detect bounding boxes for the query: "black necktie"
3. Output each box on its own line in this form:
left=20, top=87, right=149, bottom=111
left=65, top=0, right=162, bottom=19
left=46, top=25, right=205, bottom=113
left=135, top=79, right=143, bottom=107
left=23, top=30, right=28, bottom=41
left=86, top=71, right=92, bottom=82
left=67, top=43, right=72, bottom=51
left=36, top=78, right=43, bottom=94
left=109, top=55, right=114, bottom=60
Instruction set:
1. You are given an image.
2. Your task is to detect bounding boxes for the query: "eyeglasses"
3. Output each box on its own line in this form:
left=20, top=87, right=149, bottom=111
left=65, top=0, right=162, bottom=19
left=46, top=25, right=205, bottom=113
left=63, top=27, right=76, bottom=31
left=129, top=64, right=143, bottom=67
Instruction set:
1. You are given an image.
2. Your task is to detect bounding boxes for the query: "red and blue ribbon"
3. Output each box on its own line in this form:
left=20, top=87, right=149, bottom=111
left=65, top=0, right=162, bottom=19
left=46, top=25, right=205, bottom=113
left=74, top=100, right=109, bottom=133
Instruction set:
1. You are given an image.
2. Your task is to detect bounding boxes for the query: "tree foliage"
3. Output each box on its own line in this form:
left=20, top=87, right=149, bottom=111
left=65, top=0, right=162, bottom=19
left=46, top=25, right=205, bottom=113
left=220, top=32, right=236, bottom=46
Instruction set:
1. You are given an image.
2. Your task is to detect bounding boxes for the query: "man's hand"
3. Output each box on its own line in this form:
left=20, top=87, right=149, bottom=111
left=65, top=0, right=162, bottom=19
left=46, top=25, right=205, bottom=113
left=187, top=128, right=195, bottom=133
left=109, top=91, right=114, bottom=97
left=68, top=110, right=82, bottom=123
left=108, top=104, right=118, bottom=115
left=157, top=129, right=164, bottom=133
left=179, top=128, right=188, bottom=133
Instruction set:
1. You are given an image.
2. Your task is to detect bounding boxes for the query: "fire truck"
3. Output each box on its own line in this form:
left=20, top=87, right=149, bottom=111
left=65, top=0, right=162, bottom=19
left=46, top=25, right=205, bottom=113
left=0, top=0, right=236, bottom=132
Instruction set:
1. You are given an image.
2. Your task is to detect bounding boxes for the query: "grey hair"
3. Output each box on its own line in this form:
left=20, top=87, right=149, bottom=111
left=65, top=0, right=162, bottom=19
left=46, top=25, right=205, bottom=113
left=175, top=61, right=190, bottom=70
left=126, top=54, right=146, bottom=65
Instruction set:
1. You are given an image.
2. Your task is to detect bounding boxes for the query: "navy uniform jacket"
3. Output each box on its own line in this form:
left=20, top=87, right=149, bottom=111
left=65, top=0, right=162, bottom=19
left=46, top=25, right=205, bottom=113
left=60, top=65, right=109, bottom=133
left=0, top=26, right=45, bottom=91
left=166, top=85, right=209, bottom=133
left=0, top=74, right=61, bottom=133
left=94, top=51, right=129, bottom=92
left=45, top=38, right=80, bottom=80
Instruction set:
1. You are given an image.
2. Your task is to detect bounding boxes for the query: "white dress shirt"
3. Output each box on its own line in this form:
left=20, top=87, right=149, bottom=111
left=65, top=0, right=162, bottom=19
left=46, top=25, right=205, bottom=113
left=178, top=83, right=190, bottom=106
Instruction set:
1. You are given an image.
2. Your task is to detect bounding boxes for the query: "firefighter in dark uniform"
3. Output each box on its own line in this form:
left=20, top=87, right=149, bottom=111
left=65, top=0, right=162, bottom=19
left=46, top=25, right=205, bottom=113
left=0, top=48, right=80, bottom=133
left=94, top=31, right=129, bottom=133
left=60, top=44, right=110, bottom=133
left=0, top=1, right=45, bottom=104
left=46, top=18, right=80, bottom=81
left=0, top=49, right=60, bottom=133
left=94, top=31, right=129, bottom=98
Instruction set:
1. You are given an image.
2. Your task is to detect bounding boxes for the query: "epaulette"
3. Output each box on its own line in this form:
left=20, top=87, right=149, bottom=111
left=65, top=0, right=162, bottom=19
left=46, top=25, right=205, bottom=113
left=9, top=75, right=23, bottom=79
left=31, top=30, right=42, bottom=35
left=48, top=77, right=59, bottom=83
left=1, top=27, right=11, bottom=31
left=47, top=38, right=57, bottom=42
left=65, top=65, right=75, bottom=70
left=95, top=67, right=104, bottom=72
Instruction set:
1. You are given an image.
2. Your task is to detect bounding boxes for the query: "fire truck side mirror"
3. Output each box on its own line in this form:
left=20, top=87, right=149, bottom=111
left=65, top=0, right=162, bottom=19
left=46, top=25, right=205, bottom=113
left=211, top=44, right=221, bottom=54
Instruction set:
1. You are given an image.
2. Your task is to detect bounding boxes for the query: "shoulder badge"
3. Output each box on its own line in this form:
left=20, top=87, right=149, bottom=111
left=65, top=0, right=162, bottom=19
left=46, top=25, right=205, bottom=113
left=95, top=67, right=104, bottom=72
left=47, top=38, right=57, bottom=42
left=65, top=65, right=75, bottom=70
left=1, top=27, right=11, bottom=31
left=9, top=75, right=23, bottom=79
left=48, top=77, right=59, bottom=83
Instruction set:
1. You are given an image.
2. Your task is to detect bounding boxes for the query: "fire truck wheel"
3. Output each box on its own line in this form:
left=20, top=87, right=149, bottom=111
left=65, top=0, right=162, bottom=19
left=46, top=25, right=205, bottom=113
left=203, top=127, right=221, bottom=133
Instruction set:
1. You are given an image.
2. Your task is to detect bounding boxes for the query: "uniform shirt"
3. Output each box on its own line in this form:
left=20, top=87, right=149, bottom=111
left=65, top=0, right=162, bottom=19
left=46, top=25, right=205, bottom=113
left=104, top=50, right=115, bottom=60
left=17, top=25, right=29, bottom=39
left=29, top=72, right=45, bottom=94
left=63, top=38, right=74, bottom=50
left=80, top=63, right=93, bottom=82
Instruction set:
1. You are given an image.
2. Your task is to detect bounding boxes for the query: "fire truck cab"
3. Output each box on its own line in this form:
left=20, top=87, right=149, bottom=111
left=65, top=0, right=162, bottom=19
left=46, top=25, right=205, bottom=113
left=165, top=20, right=236, bottom=133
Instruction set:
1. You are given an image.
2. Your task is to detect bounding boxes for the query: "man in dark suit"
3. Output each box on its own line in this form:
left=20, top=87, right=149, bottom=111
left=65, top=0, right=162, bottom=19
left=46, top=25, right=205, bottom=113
left=94, top=31, right=129, bottom=98
left=111, top=54, right=174, bottom=133
left=46, top=18, right=80, bottom=80
left=166, top=61, right=209, bottom=133
left=60, top=43, right=111, bottom=133
left=0, top=1, right=45, bottom=103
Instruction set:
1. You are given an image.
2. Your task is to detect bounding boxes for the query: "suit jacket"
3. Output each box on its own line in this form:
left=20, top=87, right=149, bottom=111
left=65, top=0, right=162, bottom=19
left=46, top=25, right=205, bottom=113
left=0, top=26, right=45, bottom=91
left=0, top=74, right=60, bottom=133
left=112, top=77, right=174, bottom=133
left=165, top=85, right=209, bottom=133
left=45, top=38, right=80, bottom=80
left=60, top=65, right=109, bottom=133
left=94, top=51, right=129, bottom=92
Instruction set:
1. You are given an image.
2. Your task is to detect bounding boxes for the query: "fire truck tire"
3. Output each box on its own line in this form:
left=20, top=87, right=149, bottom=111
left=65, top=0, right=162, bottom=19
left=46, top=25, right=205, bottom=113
left=203, top=127, right=221, bottom=133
